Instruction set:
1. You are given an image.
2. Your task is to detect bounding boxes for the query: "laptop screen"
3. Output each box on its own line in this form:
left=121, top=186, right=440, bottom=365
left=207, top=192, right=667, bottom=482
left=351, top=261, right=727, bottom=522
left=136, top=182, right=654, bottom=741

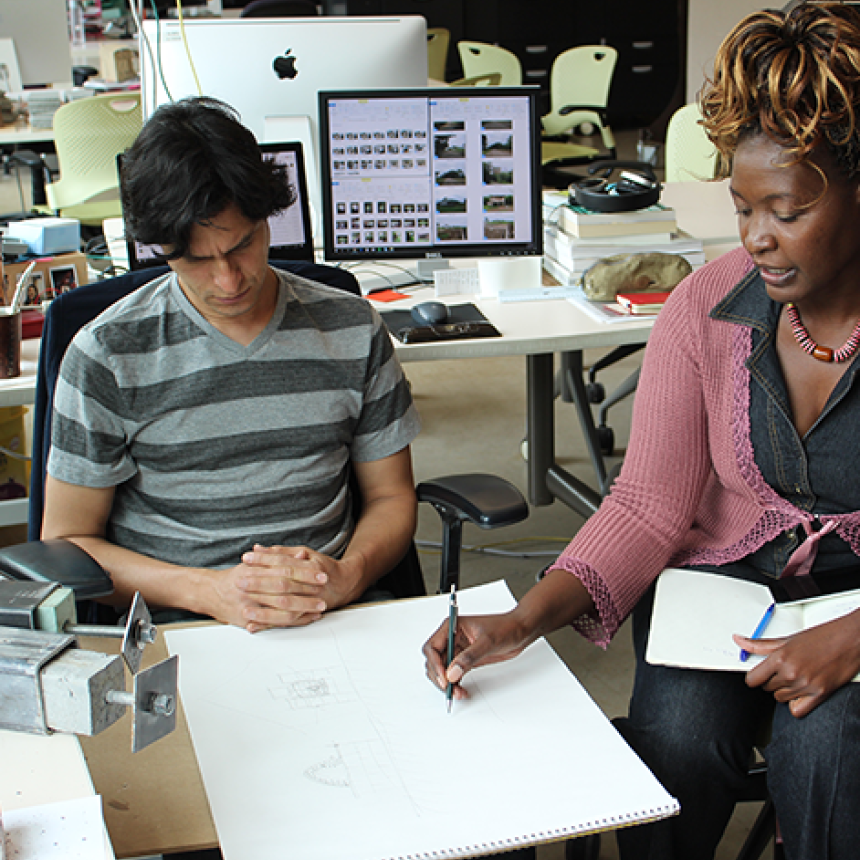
left=124, top=140, right=315, bottom=270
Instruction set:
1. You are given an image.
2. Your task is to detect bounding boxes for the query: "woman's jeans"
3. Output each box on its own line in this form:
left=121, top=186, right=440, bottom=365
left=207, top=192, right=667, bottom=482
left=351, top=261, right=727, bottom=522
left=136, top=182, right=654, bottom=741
left=613, top=578, right=860, bottom=860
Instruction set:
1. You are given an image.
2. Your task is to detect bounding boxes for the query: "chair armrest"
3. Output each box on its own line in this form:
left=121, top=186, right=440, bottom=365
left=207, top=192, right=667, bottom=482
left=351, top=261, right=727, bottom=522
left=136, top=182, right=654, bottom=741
left=0, top=539, right=113, bottom=600
left=417, top=473, right=528, bottom=528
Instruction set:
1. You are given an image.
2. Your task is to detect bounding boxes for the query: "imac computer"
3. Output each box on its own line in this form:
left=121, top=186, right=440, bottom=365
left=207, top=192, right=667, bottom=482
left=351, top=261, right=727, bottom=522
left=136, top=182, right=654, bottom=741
left=317, top=86, right=543, bottom=281
left=0, top=0, right=73, bottom=88
left=124, top=140, right=314, bottom=269
left=139, top=16, right=428, bottom=233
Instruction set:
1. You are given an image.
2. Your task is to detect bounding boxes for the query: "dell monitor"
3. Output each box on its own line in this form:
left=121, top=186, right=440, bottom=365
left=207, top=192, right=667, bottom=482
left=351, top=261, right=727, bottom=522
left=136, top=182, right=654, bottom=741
left=139, top=16, right=428, bottom=234
left=124, top=140, right=314, bottom=269
left=317, top=86, right=542, bottom=278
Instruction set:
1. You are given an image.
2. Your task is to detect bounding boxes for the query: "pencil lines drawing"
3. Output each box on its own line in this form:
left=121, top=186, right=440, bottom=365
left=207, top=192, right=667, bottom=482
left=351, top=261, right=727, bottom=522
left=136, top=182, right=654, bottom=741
left=269, top=667, right=357, bottom=710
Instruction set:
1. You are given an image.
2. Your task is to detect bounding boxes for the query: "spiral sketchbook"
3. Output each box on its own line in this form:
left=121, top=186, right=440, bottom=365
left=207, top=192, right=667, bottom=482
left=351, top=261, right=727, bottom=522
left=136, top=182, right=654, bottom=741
left=165, top=581, right=678, bottom=860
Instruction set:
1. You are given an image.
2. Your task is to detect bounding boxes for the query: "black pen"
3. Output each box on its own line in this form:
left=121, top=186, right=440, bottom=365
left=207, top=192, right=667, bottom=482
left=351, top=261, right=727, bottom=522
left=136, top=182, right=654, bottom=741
left=446, top=583, right=458, bottom=713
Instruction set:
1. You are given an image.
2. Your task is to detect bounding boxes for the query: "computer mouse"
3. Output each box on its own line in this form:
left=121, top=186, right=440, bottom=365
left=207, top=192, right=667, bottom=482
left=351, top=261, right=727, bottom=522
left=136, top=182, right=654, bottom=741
left=411, top=301, right=449, bottom=326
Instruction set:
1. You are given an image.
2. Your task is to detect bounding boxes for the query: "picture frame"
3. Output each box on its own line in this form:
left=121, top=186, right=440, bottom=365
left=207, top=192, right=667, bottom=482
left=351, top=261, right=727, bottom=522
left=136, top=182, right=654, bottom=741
left=49, top=264, right=79, bottom=296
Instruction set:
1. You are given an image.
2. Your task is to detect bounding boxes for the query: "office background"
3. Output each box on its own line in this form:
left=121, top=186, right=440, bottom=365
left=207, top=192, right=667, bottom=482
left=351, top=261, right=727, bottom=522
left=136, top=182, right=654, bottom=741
left=0, top=1, right=775, bottom=857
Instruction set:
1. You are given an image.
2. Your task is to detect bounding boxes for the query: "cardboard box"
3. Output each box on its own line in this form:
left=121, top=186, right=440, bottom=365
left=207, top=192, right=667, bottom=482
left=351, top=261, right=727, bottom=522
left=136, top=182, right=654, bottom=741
left=2, top=252, right=89, bottom=306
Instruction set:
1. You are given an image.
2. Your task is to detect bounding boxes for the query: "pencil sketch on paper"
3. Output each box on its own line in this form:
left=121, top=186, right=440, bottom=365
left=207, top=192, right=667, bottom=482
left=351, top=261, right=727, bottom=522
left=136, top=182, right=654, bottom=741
left=304, top=739, right=420, bottom=812
left=268, top=667, right=356, bottom=710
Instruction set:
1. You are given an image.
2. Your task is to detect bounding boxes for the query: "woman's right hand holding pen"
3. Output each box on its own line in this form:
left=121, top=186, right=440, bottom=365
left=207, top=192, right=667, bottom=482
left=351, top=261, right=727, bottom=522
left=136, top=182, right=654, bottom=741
left=423, top=611, right=536, bottom=699
left=422, top=569, right=596, bottom=697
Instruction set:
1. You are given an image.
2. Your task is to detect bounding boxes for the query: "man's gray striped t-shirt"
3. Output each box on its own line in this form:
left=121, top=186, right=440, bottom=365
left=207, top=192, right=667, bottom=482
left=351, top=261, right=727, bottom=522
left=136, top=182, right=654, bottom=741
left=48, top=268, right=420, bottom=568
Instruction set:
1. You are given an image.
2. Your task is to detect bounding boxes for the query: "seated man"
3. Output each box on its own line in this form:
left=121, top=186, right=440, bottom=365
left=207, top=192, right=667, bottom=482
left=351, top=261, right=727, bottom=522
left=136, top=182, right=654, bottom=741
left=42, top=96, right=421, bottom=632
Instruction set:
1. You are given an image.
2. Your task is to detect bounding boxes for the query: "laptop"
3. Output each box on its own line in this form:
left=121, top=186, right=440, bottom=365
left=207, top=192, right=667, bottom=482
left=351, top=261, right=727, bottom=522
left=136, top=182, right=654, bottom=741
left=122, top=140, right=315, bottom=271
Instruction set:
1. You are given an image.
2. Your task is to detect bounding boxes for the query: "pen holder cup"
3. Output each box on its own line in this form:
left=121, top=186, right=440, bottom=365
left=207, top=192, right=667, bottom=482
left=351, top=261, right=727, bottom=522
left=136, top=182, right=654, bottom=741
left=0, top=311, right=22, bottom=379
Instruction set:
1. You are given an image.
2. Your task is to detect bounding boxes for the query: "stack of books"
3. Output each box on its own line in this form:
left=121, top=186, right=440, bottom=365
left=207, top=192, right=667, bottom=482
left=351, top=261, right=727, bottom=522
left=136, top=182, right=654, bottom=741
left=542, top=189, right=706, bottom=287
left=26, top=90, right=64, bottom=130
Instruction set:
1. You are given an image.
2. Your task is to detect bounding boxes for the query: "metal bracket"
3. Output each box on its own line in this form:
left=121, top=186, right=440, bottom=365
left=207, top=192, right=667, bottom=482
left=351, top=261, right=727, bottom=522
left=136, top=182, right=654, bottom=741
left=106, top=655, right=178, bottom=753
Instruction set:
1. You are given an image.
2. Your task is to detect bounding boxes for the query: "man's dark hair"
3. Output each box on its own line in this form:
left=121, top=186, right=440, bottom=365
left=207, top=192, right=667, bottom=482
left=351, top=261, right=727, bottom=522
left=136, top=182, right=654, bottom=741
left=120, top=96, right=296, bottom=259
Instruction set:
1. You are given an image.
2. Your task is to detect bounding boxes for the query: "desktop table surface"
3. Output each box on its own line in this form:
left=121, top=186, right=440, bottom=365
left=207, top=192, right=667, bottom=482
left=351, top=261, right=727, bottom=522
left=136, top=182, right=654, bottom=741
left=0, top=119, right=56, bottom=146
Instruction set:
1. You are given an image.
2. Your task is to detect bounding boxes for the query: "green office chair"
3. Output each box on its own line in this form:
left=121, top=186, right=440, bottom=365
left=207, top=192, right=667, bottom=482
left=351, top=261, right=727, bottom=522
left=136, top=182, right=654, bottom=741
left=541, top=46, right=618, bottom=188
left=45, top=92, right=142, bottom=228
left=664, top=103, right=719, bottom=183
left=427, top=27, right=450, bottom=82
left=457, top=41, right=522, bottom=86
left=450, top=73, right=502, bottom=87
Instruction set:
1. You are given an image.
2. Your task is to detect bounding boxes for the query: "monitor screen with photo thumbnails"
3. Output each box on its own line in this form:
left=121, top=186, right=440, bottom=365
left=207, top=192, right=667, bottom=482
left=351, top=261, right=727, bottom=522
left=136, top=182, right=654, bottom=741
left=125, top=141, right=315, bottom=270
left=318, top=86, right=543, bottom=276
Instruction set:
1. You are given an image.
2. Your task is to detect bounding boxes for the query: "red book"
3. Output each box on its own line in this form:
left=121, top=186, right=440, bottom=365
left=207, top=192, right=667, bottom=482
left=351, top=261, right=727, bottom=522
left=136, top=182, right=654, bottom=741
left=616, top=291, right=672, bottom=314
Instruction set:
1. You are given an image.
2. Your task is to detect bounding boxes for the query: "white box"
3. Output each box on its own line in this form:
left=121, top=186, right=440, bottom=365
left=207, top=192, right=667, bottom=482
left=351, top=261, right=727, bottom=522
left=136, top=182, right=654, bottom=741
left=5, top=217, right=80, bottom=256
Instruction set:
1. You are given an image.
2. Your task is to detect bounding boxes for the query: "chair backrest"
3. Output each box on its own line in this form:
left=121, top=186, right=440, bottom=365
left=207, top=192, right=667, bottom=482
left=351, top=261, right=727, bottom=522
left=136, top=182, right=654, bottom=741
left=45, top=92, right=142, bottom=224
left=427, top=27, right=450, bottom=81
left=457, top=41, right=522, bottom=86
left=240, top=0, right=319, bottom=16
left=664, top=103, right=719, bottom=183
left=542, top=45, right=617, bottom=143
left=450, top=72, right=502, bottom=87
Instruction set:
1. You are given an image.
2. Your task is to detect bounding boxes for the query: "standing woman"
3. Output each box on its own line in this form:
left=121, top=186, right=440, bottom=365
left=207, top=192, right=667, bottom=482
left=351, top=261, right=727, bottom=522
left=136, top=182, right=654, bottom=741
left=424, top=5, right=860, bottom=858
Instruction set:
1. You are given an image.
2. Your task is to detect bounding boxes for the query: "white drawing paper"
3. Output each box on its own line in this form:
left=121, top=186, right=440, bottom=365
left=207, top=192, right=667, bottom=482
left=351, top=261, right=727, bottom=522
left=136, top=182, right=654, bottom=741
left=166, top=580, right=677, bottom=860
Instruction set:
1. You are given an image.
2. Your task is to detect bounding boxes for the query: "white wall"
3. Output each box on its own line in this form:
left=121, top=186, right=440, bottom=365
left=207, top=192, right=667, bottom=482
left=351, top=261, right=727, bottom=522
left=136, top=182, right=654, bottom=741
left=686, top=0, right=767, bottom=103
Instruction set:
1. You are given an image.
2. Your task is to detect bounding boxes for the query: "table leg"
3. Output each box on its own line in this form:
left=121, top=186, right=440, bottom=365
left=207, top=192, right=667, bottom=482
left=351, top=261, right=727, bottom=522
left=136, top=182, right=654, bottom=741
left=526, top=353, right=554, bottom=507
left=526, top=352, right=603, bottom=519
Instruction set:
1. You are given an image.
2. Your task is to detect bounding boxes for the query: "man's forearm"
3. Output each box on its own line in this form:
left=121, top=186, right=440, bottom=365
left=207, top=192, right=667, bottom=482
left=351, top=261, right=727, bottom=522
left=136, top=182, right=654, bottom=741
left=61, top=534, right=216, bottom=616
left=337, top=493, right=417, bottom=604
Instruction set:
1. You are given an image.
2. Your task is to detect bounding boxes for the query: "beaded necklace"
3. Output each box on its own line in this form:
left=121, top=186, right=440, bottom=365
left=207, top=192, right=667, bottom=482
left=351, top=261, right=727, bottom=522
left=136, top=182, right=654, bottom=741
left=785, top=302, right=860, bottom=363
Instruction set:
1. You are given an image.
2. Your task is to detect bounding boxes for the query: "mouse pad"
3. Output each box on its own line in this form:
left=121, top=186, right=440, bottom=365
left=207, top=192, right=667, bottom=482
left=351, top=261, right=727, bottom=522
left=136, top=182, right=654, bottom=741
left=381, top=303, right=501, bottom=344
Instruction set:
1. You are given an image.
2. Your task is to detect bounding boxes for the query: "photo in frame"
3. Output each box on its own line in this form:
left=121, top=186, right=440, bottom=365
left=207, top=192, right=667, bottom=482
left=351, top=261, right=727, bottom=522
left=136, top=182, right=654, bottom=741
left=49, top=264, right=79, bottom=296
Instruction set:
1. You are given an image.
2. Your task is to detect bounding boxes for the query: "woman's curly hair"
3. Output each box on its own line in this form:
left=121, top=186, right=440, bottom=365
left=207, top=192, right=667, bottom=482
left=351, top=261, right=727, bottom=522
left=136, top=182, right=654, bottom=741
left=700, top=3, right=860, bottom=179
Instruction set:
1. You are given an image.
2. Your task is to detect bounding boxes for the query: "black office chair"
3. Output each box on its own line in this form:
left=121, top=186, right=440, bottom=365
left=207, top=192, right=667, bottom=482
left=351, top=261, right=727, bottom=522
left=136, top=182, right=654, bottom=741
left=0, top=260, right=528, bottom=615
left=240, top=0, right=318, bottom=16
left=562, top=733, right=782, bottom=860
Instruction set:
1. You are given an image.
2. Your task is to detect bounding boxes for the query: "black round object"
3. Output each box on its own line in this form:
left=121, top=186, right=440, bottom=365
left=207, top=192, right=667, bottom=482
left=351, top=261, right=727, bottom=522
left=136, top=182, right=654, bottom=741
left=569, top=160, right=661, bottom=213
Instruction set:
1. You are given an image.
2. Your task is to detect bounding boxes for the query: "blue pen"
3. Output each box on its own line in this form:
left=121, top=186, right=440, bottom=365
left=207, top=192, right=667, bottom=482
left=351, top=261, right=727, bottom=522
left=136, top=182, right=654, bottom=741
left=739, top=602, right=776, bottom=662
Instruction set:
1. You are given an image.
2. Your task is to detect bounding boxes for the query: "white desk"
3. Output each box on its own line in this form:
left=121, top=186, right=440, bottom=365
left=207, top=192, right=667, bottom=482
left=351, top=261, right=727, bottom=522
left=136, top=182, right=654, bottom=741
left=0, top=729, right=114, bottom=859
left=0, top=120, right=55, bottom=147
left=377, top=289, right=654, bottom=516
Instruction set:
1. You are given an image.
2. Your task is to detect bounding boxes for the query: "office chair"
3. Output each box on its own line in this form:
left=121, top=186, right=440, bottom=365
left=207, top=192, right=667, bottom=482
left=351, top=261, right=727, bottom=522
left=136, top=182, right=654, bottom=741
left=665, top=103, right=719, bottom=183
left=541, top=46, right=618, bottom=189
left=450, top=73, right=502, bottom=87
left=43, top=92, right=142, bottom=228
left=240, top=0, right=318, bottom=16
left=427, top=27, right=450, bottom=82
left=1, top=261, right=528, bottom=611
left=457, top=41, right=523, bottom=86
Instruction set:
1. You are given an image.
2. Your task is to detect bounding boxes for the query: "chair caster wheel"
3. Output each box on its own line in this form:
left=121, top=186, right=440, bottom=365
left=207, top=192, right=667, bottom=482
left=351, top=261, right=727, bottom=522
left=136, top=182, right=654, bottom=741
left=597, top=424, right=615, bottom=456
left=586, top=381, right=605, bottom=403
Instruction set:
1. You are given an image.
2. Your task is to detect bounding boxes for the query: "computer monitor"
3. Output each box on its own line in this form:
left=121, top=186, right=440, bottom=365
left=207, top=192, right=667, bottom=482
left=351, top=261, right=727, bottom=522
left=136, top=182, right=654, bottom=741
left=139, top=16, right=428, bottom=234
left=124, top=140, right=315, bottom=269
left=317, top=86, right=543, bottom=276
left=0, top=0, right=73, bottom=88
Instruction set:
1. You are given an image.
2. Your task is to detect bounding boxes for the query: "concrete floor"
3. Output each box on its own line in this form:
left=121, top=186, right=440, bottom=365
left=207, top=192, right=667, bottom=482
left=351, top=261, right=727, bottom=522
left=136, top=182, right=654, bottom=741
left=0, top=129, right=771, bottom=859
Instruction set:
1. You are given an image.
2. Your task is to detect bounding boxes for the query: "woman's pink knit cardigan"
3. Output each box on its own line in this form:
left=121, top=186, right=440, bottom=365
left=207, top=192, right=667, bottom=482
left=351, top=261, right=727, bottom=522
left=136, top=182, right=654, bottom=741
left=551, top=246, right=860, bottom=646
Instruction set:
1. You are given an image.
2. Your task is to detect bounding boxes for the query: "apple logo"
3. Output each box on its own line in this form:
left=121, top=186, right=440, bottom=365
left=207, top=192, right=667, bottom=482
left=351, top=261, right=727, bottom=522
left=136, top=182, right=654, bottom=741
left=273, top=49, right=298, bottom=80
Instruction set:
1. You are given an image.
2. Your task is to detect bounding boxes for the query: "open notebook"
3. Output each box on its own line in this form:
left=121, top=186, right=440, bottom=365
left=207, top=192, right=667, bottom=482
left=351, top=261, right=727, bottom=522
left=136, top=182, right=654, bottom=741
left=166, top=581, right=678, bottom=860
